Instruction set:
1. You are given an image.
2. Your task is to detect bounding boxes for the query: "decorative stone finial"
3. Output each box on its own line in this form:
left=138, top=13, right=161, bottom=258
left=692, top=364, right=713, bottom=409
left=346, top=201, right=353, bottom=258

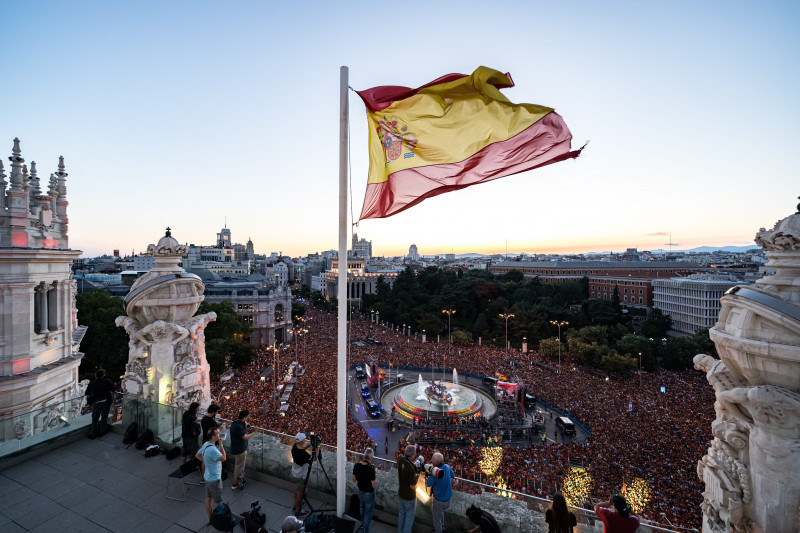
left=147, top=228, right=188, bottom=265
left=57, top=155, right=67, bottom=176
left=165, top=226, right=172, bottom=238
left=11, top=138, right=21, bottom=159
left=48, top=173, right=58, bottom=197
left=0, top=160, right=5, bottom=183
left=21, top=164, right=30, bottom=193
left=29, top=161, right=41, bottom=198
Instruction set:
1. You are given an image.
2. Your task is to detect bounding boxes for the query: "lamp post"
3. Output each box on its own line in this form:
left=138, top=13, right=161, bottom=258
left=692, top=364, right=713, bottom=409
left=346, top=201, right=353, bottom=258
left=499, top=313, right=515, bottom=354
left=638, top=352, right=643, bottom=388
left=442, top=309, right=455, bottom=383
left=549, top=320, right=569, bottom=375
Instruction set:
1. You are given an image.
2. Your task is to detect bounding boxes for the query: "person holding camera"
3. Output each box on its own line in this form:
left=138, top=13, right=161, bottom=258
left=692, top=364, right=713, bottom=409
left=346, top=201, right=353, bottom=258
left=352, top=447, right=378, bottom=533
left=230, top=409, right=253, bottom=490
left=594, top=494, right=639, bottom=532
left=396, top=444, right=420, bottom=533
left=291, top=432, right=314, bottom=517
left=425, top=452, right=455, bottom=533
left=195, top=427, right=227, bottom=522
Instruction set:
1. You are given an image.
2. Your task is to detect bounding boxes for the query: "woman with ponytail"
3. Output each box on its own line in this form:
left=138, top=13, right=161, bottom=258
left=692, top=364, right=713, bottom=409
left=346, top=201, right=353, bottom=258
left=594, top=494, right=640, bottom=532
left=545, top=493, right=577, bottom=533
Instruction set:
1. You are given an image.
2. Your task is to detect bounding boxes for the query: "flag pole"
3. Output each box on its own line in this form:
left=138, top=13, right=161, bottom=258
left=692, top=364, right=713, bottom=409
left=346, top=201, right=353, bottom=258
left=336, top=65, right=349, bottom=517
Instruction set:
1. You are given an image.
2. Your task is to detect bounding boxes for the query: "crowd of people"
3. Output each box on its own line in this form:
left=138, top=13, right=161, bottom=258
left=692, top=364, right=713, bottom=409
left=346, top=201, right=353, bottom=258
left=210, top=304, right=715, bottom=530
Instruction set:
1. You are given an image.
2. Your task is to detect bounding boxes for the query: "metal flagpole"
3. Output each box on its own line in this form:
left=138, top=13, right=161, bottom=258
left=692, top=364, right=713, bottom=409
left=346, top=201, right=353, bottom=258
left=336, top=65, right=349, bottom=517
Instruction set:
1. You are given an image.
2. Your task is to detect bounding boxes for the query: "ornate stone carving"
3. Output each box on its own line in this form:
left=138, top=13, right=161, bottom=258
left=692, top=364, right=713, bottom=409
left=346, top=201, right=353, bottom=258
left=14, top=418, right=31, bottom=439
left=146, top=226, right=188, bottom=257
left=699, top=201, right=800, bottom=533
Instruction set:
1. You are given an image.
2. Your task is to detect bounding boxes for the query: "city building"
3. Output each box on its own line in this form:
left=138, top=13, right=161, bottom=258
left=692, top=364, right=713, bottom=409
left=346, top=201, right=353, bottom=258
left=492, top=260, right=704, bottom=309
left=351, top=233, right=372, bottom=259
left=653, top=276, right=743, bottom=336
left=322, top=258, right=398, bottom=306
left=408, top=244, right=419, bottom=262
left=204, top=279, right=292, bottom=345
left=0, top=139, right=85, bottom=437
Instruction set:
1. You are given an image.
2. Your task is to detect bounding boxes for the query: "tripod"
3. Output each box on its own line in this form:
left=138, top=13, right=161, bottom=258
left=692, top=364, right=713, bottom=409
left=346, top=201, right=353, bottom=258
left=299, top=445, right=337, bottom=514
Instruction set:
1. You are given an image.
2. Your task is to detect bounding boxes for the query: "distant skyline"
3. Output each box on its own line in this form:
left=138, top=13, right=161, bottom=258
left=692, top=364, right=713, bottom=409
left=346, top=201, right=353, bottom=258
left=2, top=1, right=797, bottom=259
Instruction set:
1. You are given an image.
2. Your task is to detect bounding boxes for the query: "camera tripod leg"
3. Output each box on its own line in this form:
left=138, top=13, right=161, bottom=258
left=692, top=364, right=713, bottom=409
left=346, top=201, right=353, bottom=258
left=300, top=451, right=337, bottom=514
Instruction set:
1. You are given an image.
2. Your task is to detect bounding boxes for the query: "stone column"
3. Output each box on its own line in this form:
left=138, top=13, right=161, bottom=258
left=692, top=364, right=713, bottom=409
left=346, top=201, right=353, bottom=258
left=37, top=283, right=50, bottom=334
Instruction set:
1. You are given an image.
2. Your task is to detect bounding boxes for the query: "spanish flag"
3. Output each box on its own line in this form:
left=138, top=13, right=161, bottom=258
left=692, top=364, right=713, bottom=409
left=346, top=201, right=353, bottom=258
left=356, top=66, right=583, bottom=220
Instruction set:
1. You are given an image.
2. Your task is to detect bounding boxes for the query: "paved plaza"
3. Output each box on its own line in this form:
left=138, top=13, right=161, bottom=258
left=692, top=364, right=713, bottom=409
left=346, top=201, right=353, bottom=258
left=0, top=432, right=395, bottom=533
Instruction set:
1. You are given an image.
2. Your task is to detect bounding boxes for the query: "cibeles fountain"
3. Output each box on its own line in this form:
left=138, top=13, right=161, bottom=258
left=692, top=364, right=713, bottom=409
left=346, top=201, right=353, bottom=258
left=117, top=228, right=216, bottom=417
left=695, top=199, right=800, bottom=533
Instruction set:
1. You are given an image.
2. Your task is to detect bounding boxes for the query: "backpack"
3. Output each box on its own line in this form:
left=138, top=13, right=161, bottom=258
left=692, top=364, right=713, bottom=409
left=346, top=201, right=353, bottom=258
left=135, top=428, right=154, bottom=450
left=210, top=502, right=242, bottom=530
left=165, top=446, right=182, bottom=460
left=123, top=422, right=139, bottom=445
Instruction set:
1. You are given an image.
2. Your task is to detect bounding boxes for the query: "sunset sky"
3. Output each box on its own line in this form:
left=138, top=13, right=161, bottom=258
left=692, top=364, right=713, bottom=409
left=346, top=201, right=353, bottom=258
left=2, top=1, right=798, bottom=258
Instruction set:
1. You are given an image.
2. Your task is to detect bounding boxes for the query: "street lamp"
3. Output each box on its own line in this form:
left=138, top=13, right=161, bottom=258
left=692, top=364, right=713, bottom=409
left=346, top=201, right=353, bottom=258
left=549, top=320, right=569, bottom=375
left=499, top=313, right=515, bottom=354
left=442, top=309, right=456, bottom=383
left=638, top=352, right=643, bottom=387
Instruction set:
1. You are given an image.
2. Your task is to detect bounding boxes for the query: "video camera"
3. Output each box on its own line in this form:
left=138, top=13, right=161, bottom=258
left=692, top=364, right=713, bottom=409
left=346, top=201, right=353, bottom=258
left=309, top=432, right=322, bottom=457
left=424, top=463, right=445, bottom=479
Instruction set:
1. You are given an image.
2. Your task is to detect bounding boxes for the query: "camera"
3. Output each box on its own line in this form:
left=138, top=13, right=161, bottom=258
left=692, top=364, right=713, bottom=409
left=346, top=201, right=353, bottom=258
left=424, top=464, right=444, bottom=479
left=309, top=432, right=322, bottom=457
left=413, top=455, right=425, bottom=471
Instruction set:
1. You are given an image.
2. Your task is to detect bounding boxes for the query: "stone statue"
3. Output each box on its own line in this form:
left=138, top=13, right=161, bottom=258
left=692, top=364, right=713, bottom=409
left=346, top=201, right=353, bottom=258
left=118, top=229, right=216, bottom=410
left=697, top=200, right=800, bottom=533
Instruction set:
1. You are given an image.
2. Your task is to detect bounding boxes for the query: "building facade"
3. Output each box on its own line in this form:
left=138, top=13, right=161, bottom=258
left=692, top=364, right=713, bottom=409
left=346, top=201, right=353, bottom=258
left=204, top=281, right=293, bottom=346
left=322, top=259, right=398, bottom=306
left=0, top=139, right=84, bottom=438
left=653, top=276, right=741, bottom=336
left=351, top=233, right=372, bottom=260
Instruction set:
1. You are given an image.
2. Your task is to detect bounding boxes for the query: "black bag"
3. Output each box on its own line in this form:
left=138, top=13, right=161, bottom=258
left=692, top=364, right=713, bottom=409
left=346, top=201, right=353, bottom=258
left=242, top=511, right=268, bottom=533
left=210, top=502, right=242, bottom=531
left=165, top=446, right=181, bottom=460
left=135, top=428, right=154, bottom=450
left=348, top=493, right=360, bottom=519
left=123, top=422, right=139, bottom=445
left=144, top=444, right=161, bottom=457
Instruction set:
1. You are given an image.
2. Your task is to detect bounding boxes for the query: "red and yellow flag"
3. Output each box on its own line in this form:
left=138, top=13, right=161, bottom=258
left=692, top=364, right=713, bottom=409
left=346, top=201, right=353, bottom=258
left=356, top=66, right=582, bottom=220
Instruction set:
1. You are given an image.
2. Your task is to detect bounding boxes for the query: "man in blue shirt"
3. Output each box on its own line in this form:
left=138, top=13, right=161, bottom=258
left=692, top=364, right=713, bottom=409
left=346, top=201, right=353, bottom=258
left=196, top=427, right=227, bottom=522
left=425, top=452, right=455, bottom=533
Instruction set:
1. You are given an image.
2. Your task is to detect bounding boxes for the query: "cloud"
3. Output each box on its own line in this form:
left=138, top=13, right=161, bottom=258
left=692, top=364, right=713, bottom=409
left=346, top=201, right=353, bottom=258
left=643, top=232, right=670, bottom=237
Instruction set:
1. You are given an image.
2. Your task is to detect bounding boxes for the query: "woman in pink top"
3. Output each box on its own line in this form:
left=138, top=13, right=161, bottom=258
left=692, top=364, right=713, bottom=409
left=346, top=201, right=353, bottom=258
left=594, top=495, right=639, bottom=533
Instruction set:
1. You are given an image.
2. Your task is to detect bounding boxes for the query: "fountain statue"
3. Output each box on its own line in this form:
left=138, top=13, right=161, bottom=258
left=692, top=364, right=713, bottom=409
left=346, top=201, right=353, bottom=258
left=696, top=199, right=800, bottom=533
left=117, top=228, right=216, bottom=410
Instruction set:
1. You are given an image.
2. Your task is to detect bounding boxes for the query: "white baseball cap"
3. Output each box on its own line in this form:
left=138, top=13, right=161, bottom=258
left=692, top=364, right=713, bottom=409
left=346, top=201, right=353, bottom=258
left=295, top=432, right=307, bottom=441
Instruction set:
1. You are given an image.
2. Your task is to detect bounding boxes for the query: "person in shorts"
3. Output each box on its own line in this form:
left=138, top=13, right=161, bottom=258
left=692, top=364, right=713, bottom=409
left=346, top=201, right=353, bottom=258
left=291, top=432, right=313, bottom=517
left=196, top=427, right=227, bottom=521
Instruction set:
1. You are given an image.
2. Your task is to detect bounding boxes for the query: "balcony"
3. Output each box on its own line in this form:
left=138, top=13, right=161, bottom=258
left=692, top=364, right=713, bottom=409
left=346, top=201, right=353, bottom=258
left=0, top=395, right=688, bottom=532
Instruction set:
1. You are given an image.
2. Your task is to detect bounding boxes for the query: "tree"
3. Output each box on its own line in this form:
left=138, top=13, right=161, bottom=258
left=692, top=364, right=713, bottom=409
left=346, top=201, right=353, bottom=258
left=292, top=302, right=306, bottom=319
left=600, top=352, right=637, bottom=377
left=538, top=337, right=561, bottom=360
left=504, top=269, right=524, bottom=283
left=451, top=329, right=473, bottom=344
left=641, top=308, right=672, bottom=338
left=662, top=337, right=702, bottom=370
left=614, top=334, right=658, bottom=371
left=197, top=301, right=254, bottom=373
left=76, top=290, right=129, bottom=380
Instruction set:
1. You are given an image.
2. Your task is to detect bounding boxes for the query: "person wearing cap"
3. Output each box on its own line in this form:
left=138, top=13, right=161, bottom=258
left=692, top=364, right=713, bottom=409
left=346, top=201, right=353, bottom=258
left=594, top=494, right=640, bottom=532
left=291, top=432, right=313, bottom=517
left=281, top=515, right=304, bottom=533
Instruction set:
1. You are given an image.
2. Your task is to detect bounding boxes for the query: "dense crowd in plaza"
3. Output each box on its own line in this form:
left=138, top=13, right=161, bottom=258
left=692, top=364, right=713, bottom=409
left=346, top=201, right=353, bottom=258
left=211, top=305, right=715, bottom=529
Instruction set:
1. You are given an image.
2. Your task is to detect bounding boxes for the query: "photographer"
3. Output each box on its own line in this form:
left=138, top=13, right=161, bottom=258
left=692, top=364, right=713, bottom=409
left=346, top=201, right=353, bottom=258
left=397, top=444, right=420, bottom=533
left=425, top=452, right=455, bottom=533
left=291, top=432, right=314, bottom=517
left=352, top=447, right=377, bottom=533
left=230, top=409, right=253, bottom=490
left=594, top=494, right=639, bottom=532
left=85, top=369, right=114, bottom=439
left=195, top=427, right=227, bottom=522
left=181, top=402, right=201, bottom=465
